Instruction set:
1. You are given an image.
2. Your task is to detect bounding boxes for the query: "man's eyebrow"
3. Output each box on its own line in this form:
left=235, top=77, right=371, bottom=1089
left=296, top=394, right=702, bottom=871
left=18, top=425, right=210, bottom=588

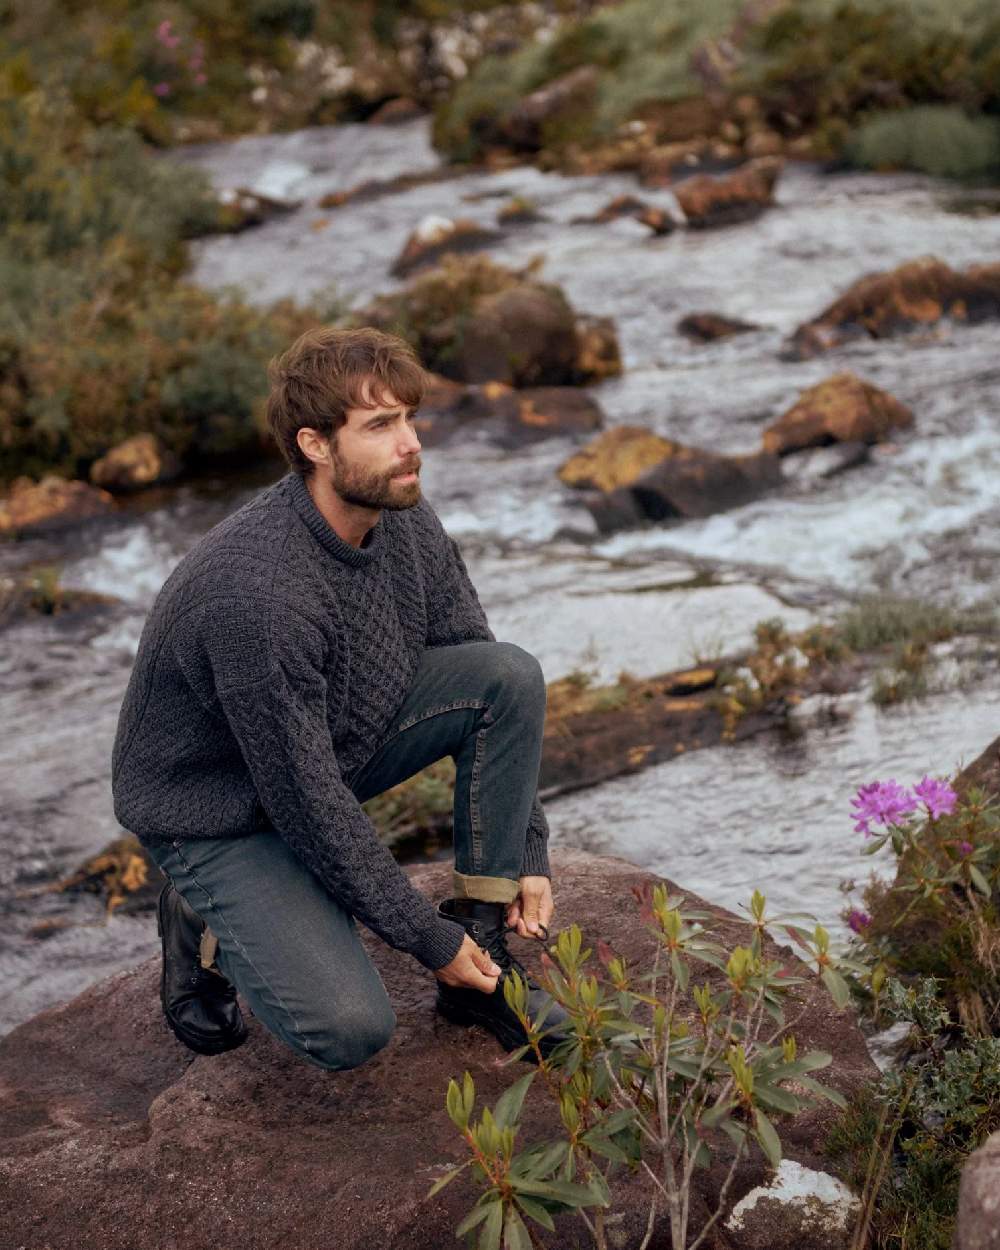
left=361, top=406, right=416, bottom=426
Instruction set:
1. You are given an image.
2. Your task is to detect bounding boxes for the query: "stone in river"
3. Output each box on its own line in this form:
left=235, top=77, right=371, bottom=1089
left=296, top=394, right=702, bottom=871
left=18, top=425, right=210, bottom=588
left=414, top=377, right=601, bottom=448
left=89, top=434, right=182, bottom=493
left=391, top=214, right=500, bottom=277
left=451, top=282, right=579, bottom=385
left=675, top=157, right=783, bottom=228
left=573, top=313, right=622, bottom=381
left=786, top=255, right=1000, bottom=358
left=628, top=446, right=784, bottom=521
left=677, top=311, right=761, bottom=341
left=763, top=373, right=914, bottom=456
left=0, top=475, right=115, bottom=538
left=558, top=426, right=680, bottom=493
left=0, top=851, right=877, bottom=1250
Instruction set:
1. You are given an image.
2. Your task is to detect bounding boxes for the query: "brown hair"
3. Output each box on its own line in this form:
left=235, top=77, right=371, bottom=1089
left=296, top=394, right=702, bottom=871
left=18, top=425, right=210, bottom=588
left=264, top=326, right=427, bottom=475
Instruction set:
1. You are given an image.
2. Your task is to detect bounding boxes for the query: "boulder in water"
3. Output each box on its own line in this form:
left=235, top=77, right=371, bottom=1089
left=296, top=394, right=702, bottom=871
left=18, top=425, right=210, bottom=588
left=391, top=215, right=499, bottom=277
left=762, top=374, right=914, bottom=455
left=786, top=256, right=1000, bottom=358
left=558, top=426, right=680, bottom=493
left=675, top=157, right=783, bottom=229
left=677, top=311, right=761, bottom=341
left=0, top=475, right=115, bottom=538
left=89, top=434, right=182, bottom=494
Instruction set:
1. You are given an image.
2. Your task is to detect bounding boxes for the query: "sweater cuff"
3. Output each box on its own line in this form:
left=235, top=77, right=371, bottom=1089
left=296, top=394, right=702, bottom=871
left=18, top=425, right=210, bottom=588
left=519, top=833, right=551, bottom=878
left=412, top=914, right=468, bottom=972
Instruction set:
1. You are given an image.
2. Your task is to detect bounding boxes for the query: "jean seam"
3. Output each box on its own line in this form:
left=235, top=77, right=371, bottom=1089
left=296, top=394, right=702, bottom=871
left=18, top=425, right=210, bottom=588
left=348, top=699, right=488, bottom=784
left=170, top=839, right=314, bottom=1059
left=470, top=724, right=488, bottom=872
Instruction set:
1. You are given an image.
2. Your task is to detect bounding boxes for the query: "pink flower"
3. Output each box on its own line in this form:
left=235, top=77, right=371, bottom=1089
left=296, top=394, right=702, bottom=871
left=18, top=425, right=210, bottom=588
left=958, top=841, right=974, bottom=857
left=913, top=775, right=958, bottom=820
left=850, top=780, right=918, bottom=836
left=193, top=72, right=207, bottom=86
left=156, top=20, right=181, bottom=49
left=152, top=82, right=172, bottom=98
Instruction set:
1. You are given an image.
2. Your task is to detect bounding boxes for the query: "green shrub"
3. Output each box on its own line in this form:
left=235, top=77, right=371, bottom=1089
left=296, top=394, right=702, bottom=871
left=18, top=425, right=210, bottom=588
left=847, top=105, right=1000, bottom=178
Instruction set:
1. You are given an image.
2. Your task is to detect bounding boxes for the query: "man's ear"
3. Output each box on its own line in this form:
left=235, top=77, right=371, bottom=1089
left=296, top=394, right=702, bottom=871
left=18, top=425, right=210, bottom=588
left=296, top=427, right=330, bottom=468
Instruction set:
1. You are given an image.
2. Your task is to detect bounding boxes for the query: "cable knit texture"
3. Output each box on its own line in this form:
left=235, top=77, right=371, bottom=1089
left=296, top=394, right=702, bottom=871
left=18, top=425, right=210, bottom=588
left=111, top=471, right=550, bottom=972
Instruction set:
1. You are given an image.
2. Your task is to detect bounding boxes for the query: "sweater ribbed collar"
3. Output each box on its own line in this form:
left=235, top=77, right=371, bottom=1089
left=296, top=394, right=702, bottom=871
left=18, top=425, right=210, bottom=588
left=283, top=471, right=385, bottom=567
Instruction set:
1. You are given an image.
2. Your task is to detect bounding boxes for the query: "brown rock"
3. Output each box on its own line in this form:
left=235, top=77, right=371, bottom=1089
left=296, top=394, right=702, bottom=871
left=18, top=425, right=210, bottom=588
left=508, top=388, right=603, bottom=445
left=558, top=426, right=680, bottom=492
left=956, top=1130, right=1000, bottom=1250
left=744, top=126, right=784, bottom=158
left=589, top=194, right=651, bottom=223
left=89, top=434, right=182, bottom=494
left=573, top=314, right=622, bottom=382
left=213, top=186, right=301, bottom=233
left=677, top=311, right=760, bottom=341
left=0, top=851, right=877, bottom=1250
left=496, top=198, right=542, bottom=226
left=0, top=475, right=115, bottom=538
left=636, top=95, right=719, bottom=144
left=391, top=215, right=499, bottom=278
left=786, top=256, right=1000, bottom=358
left=498, top=65, right=599, bottom=151
left=367, top=96, right=423, bottom=125
left=453, top=283, right=578, bottom=385
left=638, top=140, right=718, bottom=187
left=763, top=373, right=914, bottom=456
left=675, top=157, right=783, bottom=228
left=414, top=378, right=601, bottom=448
left=629, top=447, right=784, bottom=520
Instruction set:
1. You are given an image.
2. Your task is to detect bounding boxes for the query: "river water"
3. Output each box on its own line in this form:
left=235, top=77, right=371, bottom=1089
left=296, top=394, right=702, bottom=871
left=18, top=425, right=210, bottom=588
left=2, top=118, right=999, bottom=1034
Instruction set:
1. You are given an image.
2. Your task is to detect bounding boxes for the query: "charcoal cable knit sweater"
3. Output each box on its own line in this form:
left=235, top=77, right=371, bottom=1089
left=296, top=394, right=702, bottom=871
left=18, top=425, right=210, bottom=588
left=111, top=471, right=550, bottom=972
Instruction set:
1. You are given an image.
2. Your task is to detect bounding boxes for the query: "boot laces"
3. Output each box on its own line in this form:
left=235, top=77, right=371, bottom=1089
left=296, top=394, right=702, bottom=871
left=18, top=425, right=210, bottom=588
left=484, top=923, right=549, bottom=983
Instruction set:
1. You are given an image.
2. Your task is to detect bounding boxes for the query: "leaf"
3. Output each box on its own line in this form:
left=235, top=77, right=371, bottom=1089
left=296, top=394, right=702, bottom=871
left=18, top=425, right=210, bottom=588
left=720, top=1120, right=747, bottom=1149
left=514, top=1141, right=568, bottom=1180
left=494, top=1071, right=537, bottom=1131
left=969, top=863, right=991, bottom=896
left=455, top=1202, right=493, bottom=1238
left=754, top=1108, right=782, bottom=1170
left=795, top=1074, right=847, bottom=1108
left=601, top=1108, right=637, bottom=1135
left=514, top=1195, right=556, bottom=1233
left=753, top=1083, right=801, bottom=1114
left=479, top=1199, right=503, bottom=1250
left=503, top=1206, right=533, bottom=1250
left=821, top=966, right=852, bottom=1010
left=670, top=949, right=690, bottom=990
left=427, top=1160, right=471, bottom=1198
left=579, top=1132, right=630, bottom=1163
left=513, top=1177, right=608, bottom=1208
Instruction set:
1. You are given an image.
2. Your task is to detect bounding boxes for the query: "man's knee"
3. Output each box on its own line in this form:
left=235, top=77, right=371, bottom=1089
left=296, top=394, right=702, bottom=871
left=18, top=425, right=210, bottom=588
left=484, top=642, right=546, bottom=708
left=294, top=1004, right=397, bottom=1072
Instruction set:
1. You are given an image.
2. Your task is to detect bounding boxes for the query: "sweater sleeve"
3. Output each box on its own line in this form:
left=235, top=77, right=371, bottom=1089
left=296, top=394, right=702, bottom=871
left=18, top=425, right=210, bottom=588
left=421, top=507, right=551, bottom=879
left=201, top=605, right=467, bottom=972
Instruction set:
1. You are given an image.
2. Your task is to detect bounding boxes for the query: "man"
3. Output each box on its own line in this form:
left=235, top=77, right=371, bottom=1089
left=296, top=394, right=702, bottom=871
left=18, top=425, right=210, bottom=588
left=111, top=325, right=570, bottom=1070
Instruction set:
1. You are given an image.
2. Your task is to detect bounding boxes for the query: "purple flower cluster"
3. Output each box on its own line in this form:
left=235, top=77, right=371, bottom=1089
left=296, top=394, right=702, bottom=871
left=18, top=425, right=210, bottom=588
left=850, top=780, right=918, bottom=836
left=913, top=775, right=958, bottom=820
left=850, top=775, right=959, bottom=835
left=847, top=908, right=871, bottom=934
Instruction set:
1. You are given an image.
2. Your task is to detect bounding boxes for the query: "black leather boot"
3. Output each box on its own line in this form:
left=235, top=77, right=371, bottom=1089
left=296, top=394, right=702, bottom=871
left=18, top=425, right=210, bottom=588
left=157, top=881, right=248, bottom=1056
left=435, top=898, right=573, bottom=1063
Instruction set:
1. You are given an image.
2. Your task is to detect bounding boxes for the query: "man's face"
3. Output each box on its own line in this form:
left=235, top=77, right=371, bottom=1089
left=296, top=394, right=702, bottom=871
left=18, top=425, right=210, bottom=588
left=325, top=384, right=423, bottom=511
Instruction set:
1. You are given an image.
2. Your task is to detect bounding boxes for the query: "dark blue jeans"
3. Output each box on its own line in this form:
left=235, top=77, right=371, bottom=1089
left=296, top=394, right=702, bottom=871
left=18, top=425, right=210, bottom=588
left=146, top=641, right=546, bottom=1070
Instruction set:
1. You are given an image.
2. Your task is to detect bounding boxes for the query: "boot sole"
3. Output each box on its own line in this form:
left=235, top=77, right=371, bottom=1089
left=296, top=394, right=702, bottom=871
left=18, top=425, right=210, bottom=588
left=157, top=887, right=248, bottom=1057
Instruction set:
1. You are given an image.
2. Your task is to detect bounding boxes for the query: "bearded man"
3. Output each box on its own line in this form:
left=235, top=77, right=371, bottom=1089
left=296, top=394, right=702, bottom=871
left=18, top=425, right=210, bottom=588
left=111, top=325, right=569, bottom=1069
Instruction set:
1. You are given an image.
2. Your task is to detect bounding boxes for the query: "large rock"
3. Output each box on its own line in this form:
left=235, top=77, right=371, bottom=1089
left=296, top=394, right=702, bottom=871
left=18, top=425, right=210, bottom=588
left=448, top=282, right=579, bottom=386
left=628, top=447, right=783, bottom=521
left=391, top=215, right=499, bottom=277
left=89, top=434, right=182, bottom=493
left=955, top=1130, right=1000, bottom=1250
left=762, top=374, right=914, bottom=456
left=573, top=313, right=622, bottom=381
left=678, top=311, right=761, bottom=341
left=558, top=426, right=680, bottom=492
left=0, top=475, right=115, bottom=538
left=725, top=1159, right=861, bottom=1250
left=497, top=65, right=599, bottom=151
left=787, top=256, right=1000, bottom=359
left=416, top=378, right=603, bottom=448
left=0, top=851, right=875, bottom=1250
left=675, top=157, right=783, bottom=228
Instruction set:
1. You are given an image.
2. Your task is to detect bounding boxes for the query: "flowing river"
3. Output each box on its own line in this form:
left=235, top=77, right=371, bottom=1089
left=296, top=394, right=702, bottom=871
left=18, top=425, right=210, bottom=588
left=2, top=117, right=999, bottom=1034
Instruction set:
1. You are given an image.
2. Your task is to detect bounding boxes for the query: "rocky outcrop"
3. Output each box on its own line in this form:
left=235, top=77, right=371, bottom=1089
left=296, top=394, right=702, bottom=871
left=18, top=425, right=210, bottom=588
left=210, top=186, right=301, bottom=234
left=391, top=215, right=499, bottom=277
left=416, top=377, right=603, bottom=448
left=955, top=1130, right=1000, bottom=1250
left=0, top=851, right=876, bottom=1250
left=360, top=257, right=620, bottom=387
left=0, top=476, right=115, bottom=538
left=580, top=195, right=676, bottom=235
left=558, top=426, right=679, bottom=493
left=787, top=256, right=1000, bottom=359
left=762, top=374, right=914, bottom=455
left=724, top=1159, right=860, bottom=1250
left=678, top=312, right=761, bottom=341
left=89, top=434, right=182, bottom=493
left=675, top=157, right=783, bottom=229
left=562, top=434, right=783, bottom=534
left=496, top=65, right=599, bottom=151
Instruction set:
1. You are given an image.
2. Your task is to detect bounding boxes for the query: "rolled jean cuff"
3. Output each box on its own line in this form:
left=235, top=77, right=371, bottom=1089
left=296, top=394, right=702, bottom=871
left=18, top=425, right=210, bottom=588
left=452, top=870, right=520, bottom=904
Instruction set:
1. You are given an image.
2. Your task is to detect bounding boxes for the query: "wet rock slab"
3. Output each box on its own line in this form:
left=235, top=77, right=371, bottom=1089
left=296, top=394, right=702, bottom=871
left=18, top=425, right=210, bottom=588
left=0, top=852, right=875, bottom=1250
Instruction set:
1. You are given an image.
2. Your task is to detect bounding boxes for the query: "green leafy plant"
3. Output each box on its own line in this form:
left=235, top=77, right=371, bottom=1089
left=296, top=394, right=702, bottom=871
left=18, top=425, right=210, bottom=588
left=431, top=886, right=855, bottom=1249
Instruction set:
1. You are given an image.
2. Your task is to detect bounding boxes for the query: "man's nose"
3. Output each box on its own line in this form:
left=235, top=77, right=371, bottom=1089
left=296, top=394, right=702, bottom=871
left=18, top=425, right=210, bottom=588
left=399, top=423, right=421, bottom=457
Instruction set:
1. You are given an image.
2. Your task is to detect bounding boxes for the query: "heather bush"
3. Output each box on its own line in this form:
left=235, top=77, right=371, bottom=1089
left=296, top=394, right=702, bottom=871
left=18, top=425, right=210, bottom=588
left=432, top=887, right=854, bottom=1249
left=847, top=105, right=1000, bottom=179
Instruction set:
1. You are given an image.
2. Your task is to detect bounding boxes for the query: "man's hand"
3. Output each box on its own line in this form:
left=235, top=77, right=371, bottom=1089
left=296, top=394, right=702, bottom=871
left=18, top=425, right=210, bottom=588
left=506, top=875, right=554, bottom=939
left=434, top=934, right=502, bottom=993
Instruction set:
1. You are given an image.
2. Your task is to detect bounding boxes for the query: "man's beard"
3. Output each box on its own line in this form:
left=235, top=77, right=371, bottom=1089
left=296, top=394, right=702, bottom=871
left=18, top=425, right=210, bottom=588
left=329, top=447, right=422, bottom=511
